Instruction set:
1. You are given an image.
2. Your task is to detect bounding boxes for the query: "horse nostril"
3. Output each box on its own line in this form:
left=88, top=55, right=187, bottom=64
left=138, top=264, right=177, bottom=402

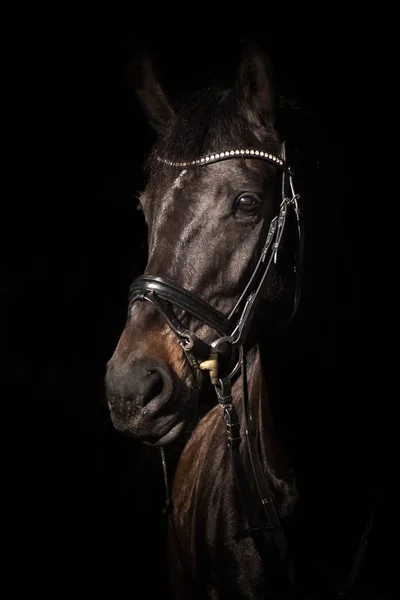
left=105, top=358, right=173, bottom=408
left=142, top=370, right=164, bottom=406
left=128, top=360, right=172, bottom=408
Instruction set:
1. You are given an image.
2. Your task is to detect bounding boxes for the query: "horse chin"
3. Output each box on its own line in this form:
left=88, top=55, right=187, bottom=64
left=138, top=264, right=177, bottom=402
left=144, top=420, right=187, bottom=446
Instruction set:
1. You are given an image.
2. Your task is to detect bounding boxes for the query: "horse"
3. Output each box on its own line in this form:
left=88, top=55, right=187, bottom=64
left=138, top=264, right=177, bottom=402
left=104, top=41, right=377, bottom=599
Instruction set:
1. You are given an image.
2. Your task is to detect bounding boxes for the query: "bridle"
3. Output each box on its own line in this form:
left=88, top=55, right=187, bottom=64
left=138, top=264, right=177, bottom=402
left=129, top=143, right=304, bottom=379
left=129, top=143, right=303, bottom=591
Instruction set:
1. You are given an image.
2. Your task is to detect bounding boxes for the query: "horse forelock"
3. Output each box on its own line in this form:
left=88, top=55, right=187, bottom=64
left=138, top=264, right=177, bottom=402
left=145, top=85, right=281, bottom=178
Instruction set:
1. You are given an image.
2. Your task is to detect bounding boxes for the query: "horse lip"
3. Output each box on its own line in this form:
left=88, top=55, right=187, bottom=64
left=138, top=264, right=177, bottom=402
left=108, top=385, right=193, bottom=443
left=143, top=420, right=186, bottom=446
left=106, top=380, right=179, bottom=417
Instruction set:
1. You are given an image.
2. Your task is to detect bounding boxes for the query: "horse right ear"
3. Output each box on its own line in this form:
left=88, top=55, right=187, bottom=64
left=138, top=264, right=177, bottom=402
left=235, top=40, right=275, bottom=124
left=129, top=53, right=175, bottom=133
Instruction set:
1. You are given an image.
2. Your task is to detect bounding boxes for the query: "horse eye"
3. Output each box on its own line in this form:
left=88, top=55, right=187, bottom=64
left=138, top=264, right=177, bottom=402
left=235, top=193, right=261, bottom=213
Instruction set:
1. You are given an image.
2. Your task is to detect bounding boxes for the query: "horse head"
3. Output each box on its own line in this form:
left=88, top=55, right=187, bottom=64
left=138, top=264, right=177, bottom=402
left=105, top=41, right=301, bottom=446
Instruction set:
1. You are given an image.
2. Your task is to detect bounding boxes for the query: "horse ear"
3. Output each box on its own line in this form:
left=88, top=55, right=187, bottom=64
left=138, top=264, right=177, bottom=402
left=129, top=53, right=175, bottom=133
left=235, top=40, right=275, bottom=123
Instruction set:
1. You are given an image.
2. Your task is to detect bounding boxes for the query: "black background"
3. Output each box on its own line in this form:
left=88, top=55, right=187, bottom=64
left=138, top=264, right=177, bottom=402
left=4, top=12, right=387, bottom=598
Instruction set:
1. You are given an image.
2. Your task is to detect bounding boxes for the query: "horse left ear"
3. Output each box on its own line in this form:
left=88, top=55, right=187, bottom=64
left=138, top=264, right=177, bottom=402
left=235, top=40, right=275, bottom=123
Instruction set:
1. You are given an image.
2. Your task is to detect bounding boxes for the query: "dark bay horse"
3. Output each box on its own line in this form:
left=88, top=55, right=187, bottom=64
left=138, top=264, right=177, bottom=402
left=104, top=42, right=377, bottom=599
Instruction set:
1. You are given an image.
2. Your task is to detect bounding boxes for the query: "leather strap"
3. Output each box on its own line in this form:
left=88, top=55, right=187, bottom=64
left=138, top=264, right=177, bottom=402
left=130, top=275, right=231, bottom=336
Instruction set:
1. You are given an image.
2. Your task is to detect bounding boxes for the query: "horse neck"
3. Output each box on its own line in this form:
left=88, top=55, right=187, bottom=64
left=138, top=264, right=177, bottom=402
left=232, top=344, right=297, bottom=512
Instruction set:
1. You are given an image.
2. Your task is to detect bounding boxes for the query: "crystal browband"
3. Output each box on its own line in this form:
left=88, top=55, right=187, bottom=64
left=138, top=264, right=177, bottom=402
left=156, top=149, right=292, bottom=174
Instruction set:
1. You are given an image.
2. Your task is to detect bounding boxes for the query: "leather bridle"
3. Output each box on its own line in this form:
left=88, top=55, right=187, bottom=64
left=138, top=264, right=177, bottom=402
left=129, top=143, right=304, bottom=378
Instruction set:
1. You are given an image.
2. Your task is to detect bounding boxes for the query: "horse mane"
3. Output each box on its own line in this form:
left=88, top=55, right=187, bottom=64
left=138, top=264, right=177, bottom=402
left=145, top=85, right=281, bottom=176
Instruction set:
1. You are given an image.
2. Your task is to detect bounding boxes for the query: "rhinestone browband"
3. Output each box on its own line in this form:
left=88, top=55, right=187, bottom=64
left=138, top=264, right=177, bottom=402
left=156, top=148, right=292, bottom=173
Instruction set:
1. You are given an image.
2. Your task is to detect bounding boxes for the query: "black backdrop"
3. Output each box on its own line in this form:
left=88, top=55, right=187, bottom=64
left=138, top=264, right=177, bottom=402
left=4, top=15, right=387, bottom=598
